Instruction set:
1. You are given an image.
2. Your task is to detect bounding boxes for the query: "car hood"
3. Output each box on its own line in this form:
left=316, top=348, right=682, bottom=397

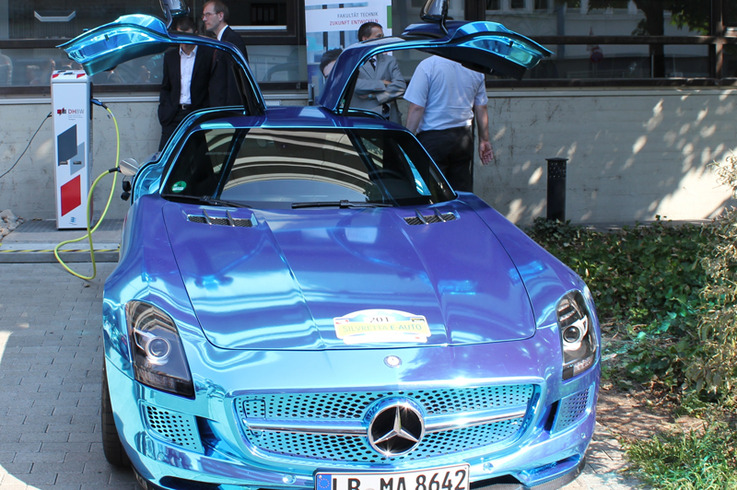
left=162, top=202, right=535, bottom=350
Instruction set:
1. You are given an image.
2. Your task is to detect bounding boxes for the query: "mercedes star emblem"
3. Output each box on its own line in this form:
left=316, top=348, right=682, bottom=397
left=368, top=399, right=425, bottom=457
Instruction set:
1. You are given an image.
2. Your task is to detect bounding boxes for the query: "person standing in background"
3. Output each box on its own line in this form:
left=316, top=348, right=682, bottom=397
left=0, top=49, right=12, bottom=85
left=351, top=22, right=406, bottom=124
left=202, top=0, right=249, bottom=107
left=158, top=16, right=214, bottom=150
left=320, top=49, right=342, bottom=79
left=404, top=55, right=494, bottom=192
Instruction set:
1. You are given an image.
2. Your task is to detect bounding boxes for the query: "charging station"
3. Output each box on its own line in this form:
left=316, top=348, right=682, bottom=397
left=51, top=70, right=92, bottom=229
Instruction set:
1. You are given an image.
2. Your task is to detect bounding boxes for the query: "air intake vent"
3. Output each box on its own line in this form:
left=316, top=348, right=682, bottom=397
left=144, top=404, right=204, bottom=452
left=188, top=210, right=253, bottom=228
left=404, top=211, right=456, bottom=226
left=552, top=385, right=594, bottom=433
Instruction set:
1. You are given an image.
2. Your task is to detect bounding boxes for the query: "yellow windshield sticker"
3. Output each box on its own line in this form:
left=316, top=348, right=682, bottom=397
left=334, top=309, right=431, bottom=344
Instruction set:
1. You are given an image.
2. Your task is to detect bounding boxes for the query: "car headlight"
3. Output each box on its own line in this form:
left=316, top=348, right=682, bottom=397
left=556, top=291, right=598, bottom=380
left=126, top=301, right=194, bottom=398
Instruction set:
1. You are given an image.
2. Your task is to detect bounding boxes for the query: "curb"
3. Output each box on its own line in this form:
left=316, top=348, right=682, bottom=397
left=0, top=248, right=120, bottom=263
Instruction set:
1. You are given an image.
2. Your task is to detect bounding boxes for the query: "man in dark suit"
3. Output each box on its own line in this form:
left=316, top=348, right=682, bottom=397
left=202, top=0, right=249, bottom=107
left=352, top=22, right=406, bottom=125
left=158, top=16, right=214, bottom=150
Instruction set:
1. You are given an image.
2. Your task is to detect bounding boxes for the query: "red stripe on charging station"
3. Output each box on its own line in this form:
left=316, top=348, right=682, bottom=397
left=60, top=175, right=82, bottom=216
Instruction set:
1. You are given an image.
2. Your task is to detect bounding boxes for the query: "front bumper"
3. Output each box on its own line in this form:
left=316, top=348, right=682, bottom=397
left=104, top=328, right=600, bottom=490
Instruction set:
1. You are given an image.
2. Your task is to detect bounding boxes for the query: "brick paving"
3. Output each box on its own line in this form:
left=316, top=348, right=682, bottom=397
left=0, top=221, right=642, bottom=489
left=0, top=262, right=137, bottom=489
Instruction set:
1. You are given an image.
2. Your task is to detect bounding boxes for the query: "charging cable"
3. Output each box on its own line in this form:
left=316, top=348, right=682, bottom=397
left=54, top=99, right=121, bottom=280
left=0, top=112, right=51, bottom=180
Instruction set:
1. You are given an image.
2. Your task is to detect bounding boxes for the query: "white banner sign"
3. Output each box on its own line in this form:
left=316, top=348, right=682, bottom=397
left=305, top=0, right=393, bottom=99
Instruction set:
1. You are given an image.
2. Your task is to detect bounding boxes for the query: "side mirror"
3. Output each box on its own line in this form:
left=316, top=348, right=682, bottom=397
left=119, top=158, right=139, bottom=177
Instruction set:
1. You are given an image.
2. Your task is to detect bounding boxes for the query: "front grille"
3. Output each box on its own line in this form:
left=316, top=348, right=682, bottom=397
left=235, top=385, right=534, bottom=464
left=244, top=418, right=523, bottom=463
left=241, top=385, right=532, bottom=420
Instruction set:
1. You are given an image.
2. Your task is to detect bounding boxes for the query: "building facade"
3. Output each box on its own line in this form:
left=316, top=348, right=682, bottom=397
left=0, top=0, right=735, bottom=224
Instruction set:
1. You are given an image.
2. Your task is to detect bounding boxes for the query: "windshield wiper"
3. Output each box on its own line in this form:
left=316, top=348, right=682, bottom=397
left=162, top=194, right=251, bottom=208
left=291, top=200, right=393, bottom=209
left=200, top=196, right=251, bottom=208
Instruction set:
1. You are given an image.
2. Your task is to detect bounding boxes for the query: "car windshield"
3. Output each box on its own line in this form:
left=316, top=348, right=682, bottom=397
left=161, top=127, right=454, bottom=208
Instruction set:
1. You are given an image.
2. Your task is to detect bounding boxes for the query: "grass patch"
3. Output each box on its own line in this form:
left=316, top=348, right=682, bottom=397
left=625, top=420, right=737, bottom=489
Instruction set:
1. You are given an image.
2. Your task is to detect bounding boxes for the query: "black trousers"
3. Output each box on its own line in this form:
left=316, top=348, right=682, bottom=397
left=417, top=125, right=474, bottom=192
left=159, top=106, right=194, bottom=151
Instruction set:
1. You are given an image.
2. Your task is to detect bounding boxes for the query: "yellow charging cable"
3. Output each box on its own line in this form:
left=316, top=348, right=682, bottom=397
left=54, top=102, right=120, bottom=280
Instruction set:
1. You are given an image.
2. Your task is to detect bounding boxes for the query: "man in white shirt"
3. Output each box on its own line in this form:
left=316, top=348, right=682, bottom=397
left=404, top=56, right=494, bottom=192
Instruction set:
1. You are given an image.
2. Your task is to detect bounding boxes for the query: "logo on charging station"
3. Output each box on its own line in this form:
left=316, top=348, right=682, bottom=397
left=56, top=107, right=86, bottom=118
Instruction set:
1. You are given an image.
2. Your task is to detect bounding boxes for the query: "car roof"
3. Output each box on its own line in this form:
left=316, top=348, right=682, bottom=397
left=176, top=105, right=406, bottom=133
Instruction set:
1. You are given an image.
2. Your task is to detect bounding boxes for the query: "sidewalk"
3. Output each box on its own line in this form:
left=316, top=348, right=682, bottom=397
left=0, top=220, right=642, bottom=489
left=0, top=219, right=123, bottom=264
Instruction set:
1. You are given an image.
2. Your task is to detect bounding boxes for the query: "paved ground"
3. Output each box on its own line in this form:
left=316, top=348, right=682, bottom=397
left=0, top=220, right=643, bottom=489
left=0, top=261, right=138, bottom=489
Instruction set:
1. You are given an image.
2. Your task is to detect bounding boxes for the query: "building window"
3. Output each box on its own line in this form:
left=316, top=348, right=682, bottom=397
left=228, top=0, right=298, bottom=36
left=5, top=1, right=159, bottom=39
left=485, top=0, right=732, bottom=80
left=0, top=0, right=306, bottom=88
left=726, top=1, right=737, bottom=27
left=0, top=0, right=733, bottom=91
left=510, top=0, right=525, bottom=10
left=486, top=0, right=501, bottom=10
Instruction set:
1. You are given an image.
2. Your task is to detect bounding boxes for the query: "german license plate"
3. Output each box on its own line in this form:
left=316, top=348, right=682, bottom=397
left=315, top=464, right=470, bottom=490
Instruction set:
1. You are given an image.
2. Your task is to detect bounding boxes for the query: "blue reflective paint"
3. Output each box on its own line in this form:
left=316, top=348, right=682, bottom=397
left=69, top=12, right=597, bottom=490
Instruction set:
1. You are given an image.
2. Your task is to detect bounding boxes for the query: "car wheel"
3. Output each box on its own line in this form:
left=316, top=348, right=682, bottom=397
left=101, top=361, right=131, bottom=468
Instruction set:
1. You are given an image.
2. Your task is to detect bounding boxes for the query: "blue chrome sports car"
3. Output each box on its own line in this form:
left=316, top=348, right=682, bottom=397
left=62, top=5, right=600, bottom=489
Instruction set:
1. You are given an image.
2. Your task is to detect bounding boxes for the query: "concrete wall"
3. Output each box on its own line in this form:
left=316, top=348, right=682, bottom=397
left=0, top=95, right=161, bottom=223
left=0, top=88, right=734, bottom=226
left=478, top=88, right=736, bottom=224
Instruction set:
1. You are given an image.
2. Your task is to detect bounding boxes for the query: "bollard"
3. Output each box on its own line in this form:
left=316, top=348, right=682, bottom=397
left=546, top=158, right=568, bottom=221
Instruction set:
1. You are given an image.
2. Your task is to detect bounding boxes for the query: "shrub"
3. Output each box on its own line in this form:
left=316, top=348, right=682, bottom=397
left=526, top=217, right=712, bottom=392
left=526, top=217, right=709, bottom=328
left=684, top=155, right=737, bottom=396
